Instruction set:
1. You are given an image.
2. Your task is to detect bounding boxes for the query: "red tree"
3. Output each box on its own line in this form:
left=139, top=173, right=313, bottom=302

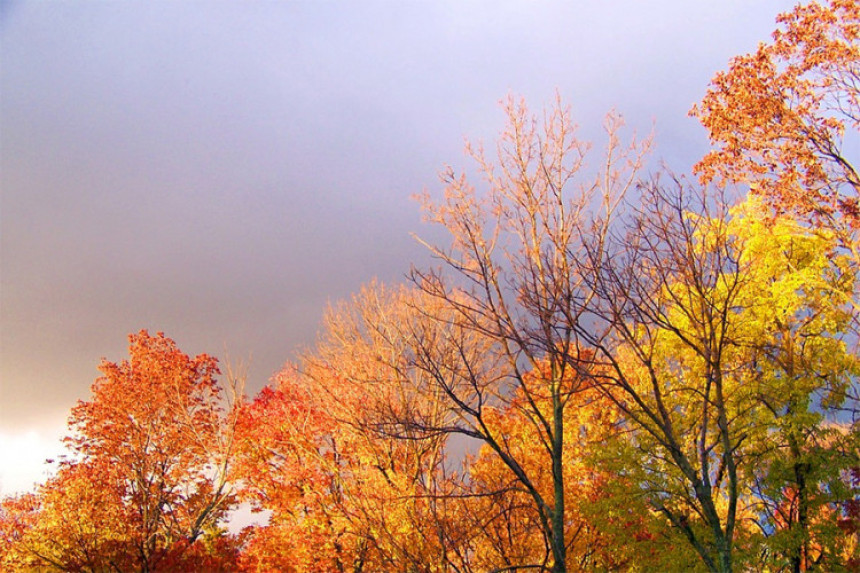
left=0, top=330, right=240, bottom=572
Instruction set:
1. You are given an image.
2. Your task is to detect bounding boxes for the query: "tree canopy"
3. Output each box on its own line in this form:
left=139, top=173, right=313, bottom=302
left=2, top=1, right=859, bottom=571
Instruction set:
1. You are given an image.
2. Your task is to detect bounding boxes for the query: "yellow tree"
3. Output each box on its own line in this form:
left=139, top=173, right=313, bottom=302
left=576, top=183, right=858, bottom=572
left=570, top=180, right=755, bottom=573
left=728, top=198, right=859, bottom=571
left=691, top=4, right=860, bottom=566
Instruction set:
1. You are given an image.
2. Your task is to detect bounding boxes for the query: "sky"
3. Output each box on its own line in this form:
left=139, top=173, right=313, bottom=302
left=0, top=0, right=796, bottom=495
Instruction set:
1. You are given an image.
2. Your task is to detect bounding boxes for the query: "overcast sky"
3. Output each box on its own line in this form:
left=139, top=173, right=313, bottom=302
left=1, top=0, right=794, bottom=494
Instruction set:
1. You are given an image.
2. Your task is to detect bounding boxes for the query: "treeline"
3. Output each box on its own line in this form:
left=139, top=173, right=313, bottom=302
left=2, top=1, right=859, bottom=571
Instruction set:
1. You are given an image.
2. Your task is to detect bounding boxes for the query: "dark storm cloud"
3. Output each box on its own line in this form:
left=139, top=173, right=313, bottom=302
left=1, top=0, right=792, bottom=442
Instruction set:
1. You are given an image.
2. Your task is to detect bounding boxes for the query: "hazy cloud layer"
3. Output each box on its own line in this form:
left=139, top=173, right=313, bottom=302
left=2, top=1, right=791, bottom=441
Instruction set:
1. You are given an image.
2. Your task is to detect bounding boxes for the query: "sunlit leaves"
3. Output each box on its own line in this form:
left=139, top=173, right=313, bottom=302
left=693, top=0, right=860, bottom=231
left=0, top=331, right=240, bottom=571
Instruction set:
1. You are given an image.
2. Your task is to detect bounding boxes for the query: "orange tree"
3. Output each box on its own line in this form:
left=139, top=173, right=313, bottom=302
left=0, top=330, right=240, bottom=572
left=459, top=364, right=690, bottom=572
left=693, top=0, right=859, bottom=252
left=288, top=96, right=647, bottom=572
left=233, top=316, right=460, bottom=573
left=403, top=97, right=649, bottom=573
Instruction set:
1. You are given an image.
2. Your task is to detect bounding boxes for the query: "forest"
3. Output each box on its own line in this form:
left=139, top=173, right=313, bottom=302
left=1, top=1, right=858, bottom=571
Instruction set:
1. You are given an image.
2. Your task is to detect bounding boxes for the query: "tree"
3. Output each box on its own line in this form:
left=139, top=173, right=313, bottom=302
left=0, top=330, right=240, bottom=572
left=692, top=0, right=860, bottom=251
left=574, top=183, right=858, bottom=572
left=387, top=96, right=649, bottom=572
left=299, top=282, right=647, bottom=572
left=234, top=367, right=357, bottom=573
left=728, top=197, right=859, bottom=572
left=0, top=460, right=137, bottom=571
left=691, top=2, right=860, bottom=567
left=459, top=368, right=675, bottom=572
left=233, top=91, right=857, bottom=573
left=234, top=331, right=461, bottom=573
left=570, top=180, right=755, bottom=573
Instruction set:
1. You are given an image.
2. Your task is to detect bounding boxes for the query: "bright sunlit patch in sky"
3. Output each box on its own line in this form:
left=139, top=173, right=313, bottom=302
left=226, top=503, right=272, bottom=535
left=0, top=426, right=68, bottom=496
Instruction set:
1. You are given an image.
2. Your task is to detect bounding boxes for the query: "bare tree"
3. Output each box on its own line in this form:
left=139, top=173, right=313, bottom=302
left=388, top=96, right=649, bottom=572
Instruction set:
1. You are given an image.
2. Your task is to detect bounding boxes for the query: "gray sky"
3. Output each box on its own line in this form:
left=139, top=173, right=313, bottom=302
left=1, top=0, right=793, bottom=492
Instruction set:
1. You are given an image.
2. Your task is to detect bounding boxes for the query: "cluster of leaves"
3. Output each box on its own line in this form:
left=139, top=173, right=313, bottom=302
left=692, top=0, right=859, bottom=245
left=2, top=2, right=859, bottom=571
left=0, top=331, right=242, bottom=571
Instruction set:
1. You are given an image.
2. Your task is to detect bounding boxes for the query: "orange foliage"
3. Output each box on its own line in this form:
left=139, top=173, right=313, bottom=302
left=0, top=331, right=239, bottom=571
left=693, top=0, right=859, bottom=226
left=233, top=363, right=458, bottom=572
left=462, top=364, right=661, bottom=572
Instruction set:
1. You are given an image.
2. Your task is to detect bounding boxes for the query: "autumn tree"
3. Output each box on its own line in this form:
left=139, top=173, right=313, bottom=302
left=567, top=180, right=858, bottom=572
left=722, top=197, right=859, bottom=571
left=295, top=282, right=626, bottom=572
left=0, top=462, right=130, bottom=571
left=692, top=0, right=860, bottom=255
left=0, top=330, right=241, bottom=572
left=233, top=317, right=463, bottom=573
left=236, top=91, right=858, bottom=573
left=234, top=366, right=357, bottom=572
left=459, top=369, right=683, bottom=572
left=342, top=96, right=649, bottom=572
left=564, top=180, right=753, bottom=573
left=691, top=2, right=860, bottom=568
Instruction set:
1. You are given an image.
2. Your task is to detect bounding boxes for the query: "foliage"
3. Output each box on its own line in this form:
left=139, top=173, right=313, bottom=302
left=407, top=96, right=650, bottom=573
left=4, top=3, right=860, bottom=571
left=0, top=331, right=240, bottom=572
left=693, top=0, right=860, bottom=245
left=233, top=336, right=459, bottom=572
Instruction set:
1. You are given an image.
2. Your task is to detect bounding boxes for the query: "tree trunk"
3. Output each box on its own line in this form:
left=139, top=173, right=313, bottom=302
left=551, top=384, right=566, bottom=573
